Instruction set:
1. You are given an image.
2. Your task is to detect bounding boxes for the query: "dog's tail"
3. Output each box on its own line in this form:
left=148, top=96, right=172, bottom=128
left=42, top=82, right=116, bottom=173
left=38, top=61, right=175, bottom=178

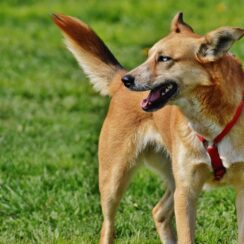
left=52, top=14, right=125, bottom=96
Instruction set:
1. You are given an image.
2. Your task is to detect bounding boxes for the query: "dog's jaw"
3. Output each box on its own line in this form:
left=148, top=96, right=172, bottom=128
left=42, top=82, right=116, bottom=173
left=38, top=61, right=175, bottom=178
left=141, top=81, right=179, bottom=112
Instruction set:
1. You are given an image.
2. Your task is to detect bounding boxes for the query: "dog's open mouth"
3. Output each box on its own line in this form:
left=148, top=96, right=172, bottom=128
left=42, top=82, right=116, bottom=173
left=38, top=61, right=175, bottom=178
left=141, top=81, right=178, bottom=112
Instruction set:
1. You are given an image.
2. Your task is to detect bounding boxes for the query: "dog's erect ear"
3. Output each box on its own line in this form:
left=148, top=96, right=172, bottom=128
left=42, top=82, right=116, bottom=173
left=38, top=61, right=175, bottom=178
left=196, top=27, right=244, bottom=63
left=171, top=12, right=194, bottom=33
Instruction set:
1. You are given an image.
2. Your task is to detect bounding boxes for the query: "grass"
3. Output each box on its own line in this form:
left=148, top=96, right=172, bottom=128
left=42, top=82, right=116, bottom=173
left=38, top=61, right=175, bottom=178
left=0, top=0, right=243, bottom=243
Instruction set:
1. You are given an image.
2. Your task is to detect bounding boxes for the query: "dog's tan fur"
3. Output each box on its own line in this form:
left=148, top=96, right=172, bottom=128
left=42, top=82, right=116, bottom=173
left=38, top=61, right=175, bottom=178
left=53, top=13, right=244, bottom=244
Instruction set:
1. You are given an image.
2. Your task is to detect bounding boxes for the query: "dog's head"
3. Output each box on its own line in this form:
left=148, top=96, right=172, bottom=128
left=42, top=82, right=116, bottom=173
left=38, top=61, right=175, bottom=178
left=122, top=12, right=244, bottom=112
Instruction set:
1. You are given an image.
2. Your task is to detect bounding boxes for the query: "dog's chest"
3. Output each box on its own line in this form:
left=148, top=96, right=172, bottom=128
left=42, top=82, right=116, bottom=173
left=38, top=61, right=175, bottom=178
left=218, top=138, right=244, bottom=168
left=194, top=138, right=244, bottom=168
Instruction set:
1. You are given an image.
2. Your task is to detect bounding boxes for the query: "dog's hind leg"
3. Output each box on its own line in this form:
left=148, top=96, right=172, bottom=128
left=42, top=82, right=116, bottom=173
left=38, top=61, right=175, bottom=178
left=98, top=119, right=140, bottom=244
left=144, top=151, right=176, bottom=244
left=236, top=188, right=244, bottom=244
left=152, top=188, right=176, bottom=244
left=99, top=158, right=137, bottom=244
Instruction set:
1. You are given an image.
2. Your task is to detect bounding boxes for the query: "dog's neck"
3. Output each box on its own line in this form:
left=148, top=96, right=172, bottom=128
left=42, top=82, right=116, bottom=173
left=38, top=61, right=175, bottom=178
left=177, top=56, right=244, bottom=141
left=178, top=94, right=241, bottom=141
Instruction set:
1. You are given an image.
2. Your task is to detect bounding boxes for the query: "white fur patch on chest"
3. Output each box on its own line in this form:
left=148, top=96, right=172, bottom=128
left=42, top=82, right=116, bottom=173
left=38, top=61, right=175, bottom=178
left=192, top=137, right=244, bottom=168
left=218, top=138, right=244, bottom=168
left=136, top=125, right=163, bottom=156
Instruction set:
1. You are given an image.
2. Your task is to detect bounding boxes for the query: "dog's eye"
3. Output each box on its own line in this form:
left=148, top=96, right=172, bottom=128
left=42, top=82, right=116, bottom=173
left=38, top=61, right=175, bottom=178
left=157, top=56, right=172, bottom=62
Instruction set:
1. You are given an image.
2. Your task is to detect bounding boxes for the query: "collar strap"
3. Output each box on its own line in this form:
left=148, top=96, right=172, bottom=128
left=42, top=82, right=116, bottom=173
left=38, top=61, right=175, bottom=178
left=197, top=93, right=244, bottom=181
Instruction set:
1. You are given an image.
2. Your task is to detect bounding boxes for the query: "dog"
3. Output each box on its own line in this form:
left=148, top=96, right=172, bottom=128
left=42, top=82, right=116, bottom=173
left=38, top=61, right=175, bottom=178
left=53, top=12, right=244, bottom=244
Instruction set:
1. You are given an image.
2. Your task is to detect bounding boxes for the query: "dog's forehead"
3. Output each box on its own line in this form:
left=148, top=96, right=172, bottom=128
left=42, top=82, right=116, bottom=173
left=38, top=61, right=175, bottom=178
left=150, top=33, right=201, bottom=58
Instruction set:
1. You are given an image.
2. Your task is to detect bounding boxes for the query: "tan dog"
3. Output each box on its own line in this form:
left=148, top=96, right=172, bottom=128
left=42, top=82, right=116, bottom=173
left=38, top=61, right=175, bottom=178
left=53, top=13, right=244, bottom=244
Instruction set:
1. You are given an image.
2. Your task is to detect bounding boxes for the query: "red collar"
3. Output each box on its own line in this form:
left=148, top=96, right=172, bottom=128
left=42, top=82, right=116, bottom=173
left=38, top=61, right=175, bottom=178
left=197, top=93, right=244, bottom=181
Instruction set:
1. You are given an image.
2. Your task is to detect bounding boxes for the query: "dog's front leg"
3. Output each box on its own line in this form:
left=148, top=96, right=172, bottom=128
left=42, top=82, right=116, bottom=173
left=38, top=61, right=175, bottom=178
left=173, top=161, right=208, bottom=244
left=174, top=186, right=197, bottom=244
left=236, top=187, right=244, bottom=244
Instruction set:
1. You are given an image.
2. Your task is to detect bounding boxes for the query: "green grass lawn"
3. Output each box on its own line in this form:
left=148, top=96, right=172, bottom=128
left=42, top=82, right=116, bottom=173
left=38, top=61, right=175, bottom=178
left=0, top=0, right=243, bottom=243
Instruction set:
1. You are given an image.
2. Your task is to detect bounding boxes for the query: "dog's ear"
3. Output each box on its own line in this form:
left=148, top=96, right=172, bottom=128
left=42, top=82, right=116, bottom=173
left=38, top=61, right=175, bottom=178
left=171, top=12, right=194, bottom=33
left=196, top=27, right=244, bottom=63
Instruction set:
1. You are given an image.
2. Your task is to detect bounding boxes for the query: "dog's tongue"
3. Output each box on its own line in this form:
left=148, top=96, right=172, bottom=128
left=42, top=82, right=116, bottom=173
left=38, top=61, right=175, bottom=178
left=141, top=89, right=161, bottom=109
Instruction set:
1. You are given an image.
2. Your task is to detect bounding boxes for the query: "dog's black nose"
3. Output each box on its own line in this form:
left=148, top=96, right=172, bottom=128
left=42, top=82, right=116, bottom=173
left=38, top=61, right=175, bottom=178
left=122, top=75, right=135, bottom=88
